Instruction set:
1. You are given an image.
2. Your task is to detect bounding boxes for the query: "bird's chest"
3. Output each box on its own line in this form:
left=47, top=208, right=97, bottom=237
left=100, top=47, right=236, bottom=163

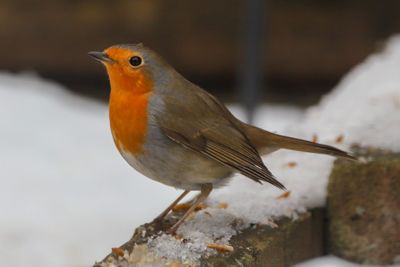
left=109, top=91, right=151, bottom=156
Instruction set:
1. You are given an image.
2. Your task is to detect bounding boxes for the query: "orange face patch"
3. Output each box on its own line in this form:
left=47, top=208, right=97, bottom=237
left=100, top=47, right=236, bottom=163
left=104, top=47, right=153, bottom=155
left=104, top=47, right=151, bottom=94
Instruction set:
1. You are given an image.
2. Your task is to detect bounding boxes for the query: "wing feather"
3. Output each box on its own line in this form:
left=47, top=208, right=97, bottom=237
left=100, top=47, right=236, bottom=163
left=156, top=86, right=286, bottom=190
left=161, top=126, right=286, bottom=190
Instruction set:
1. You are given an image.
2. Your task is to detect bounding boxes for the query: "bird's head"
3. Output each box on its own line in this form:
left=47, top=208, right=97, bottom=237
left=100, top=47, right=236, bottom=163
left=89, top=44, right=172, bottom=94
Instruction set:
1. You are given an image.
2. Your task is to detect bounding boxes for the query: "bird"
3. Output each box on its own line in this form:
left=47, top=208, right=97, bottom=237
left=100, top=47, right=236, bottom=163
left=88, top=44, right=355, bottom=233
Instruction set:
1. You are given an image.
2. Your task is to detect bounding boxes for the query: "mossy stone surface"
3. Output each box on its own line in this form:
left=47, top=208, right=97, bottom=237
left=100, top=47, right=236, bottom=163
left=201, top=210, right=324, bottom=267
left=328, top=147, right=400, bottom=265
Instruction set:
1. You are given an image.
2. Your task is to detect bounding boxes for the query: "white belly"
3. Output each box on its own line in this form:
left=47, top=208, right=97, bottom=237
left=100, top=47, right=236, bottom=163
left=117, top=134, right=233, bottom=191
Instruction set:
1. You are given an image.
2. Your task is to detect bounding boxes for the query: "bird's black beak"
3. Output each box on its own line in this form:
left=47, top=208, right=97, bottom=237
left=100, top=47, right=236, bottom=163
left=88, top=51, right=114, bottom=63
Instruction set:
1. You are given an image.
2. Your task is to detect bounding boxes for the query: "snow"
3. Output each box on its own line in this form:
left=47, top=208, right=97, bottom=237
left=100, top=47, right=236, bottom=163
left=1, top=35, right=400, bottom=267
left=0, top=72, right=185, bottom=267
left=293, top=255, right=400, bottom=267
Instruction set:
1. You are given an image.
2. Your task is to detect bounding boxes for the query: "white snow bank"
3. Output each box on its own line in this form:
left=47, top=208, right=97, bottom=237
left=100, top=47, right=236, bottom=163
left=0, top=72, right=188, bottom=267
left=148, top=36, right=400, bottom=263
left=293, top=255, right=399, bottom=267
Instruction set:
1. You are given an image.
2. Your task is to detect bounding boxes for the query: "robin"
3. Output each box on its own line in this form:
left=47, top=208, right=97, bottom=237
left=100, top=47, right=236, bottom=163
left=89, top=44, right=355, bottom=233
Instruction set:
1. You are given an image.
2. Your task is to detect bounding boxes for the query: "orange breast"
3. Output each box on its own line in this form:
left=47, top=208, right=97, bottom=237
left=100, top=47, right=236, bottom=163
left=108, top=65, right=153, bottom=155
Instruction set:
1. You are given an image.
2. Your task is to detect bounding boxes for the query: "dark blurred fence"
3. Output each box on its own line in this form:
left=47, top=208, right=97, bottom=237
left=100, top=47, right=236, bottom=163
left=1, top=0, right=399, bottom=102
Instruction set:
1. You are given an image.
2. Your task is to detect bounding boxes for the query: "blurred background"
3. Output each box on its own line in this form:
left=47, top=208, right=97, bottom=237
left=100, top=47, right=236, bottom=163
left=2, top=0, right=400, bottom=108
left=1, top=1, right=400, bottom=266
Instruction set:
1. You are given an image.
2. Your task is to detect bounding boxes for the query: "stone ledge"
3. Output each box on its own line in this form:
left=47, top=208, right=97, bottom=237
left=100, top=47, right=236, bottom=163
left=328, top=146, right=400, bottom=265
left=94, top=209, right=324, bottom=267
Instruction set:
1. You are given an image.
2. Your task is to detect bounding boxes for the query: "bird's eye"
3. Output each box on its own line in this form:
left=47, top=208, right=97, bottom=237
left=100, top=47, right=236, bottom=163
left=129, top=56, right=142, bottom=67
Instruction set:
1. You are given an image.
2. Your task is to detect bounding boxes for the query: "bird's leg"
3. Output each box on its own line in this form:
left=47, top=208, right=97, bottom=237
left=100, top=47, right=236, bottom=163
left=170, top=192, right=202, bottom=211
left=152, top=190, right=190, bottom=223
left=168, top=184, right=212, bottom=234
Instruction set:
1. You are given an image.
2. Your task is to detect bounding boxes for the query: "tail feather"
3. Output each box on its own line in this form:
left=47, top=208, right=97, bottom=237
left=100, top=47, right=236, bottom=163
left=242, top=124, right=357, bottom=160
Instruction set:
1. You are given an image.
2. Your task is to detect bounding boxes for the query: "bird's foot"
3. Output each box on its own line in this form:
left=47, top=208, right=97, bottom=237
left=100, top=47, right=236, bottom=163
left=172, top=202, right=207, bottom=213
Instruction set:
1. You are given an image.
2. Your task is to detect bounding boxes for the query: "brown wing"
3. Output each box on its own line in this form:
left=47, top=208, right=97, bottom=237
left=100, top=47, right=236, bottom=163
left=156, top=88, right=286, bottom=190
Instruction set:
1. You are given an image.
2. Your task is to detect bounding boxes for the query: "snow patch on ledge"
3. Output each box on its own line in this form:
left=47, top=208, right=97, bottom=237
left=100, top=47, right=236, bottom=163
left=148, top=36, right=400, bottom=263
